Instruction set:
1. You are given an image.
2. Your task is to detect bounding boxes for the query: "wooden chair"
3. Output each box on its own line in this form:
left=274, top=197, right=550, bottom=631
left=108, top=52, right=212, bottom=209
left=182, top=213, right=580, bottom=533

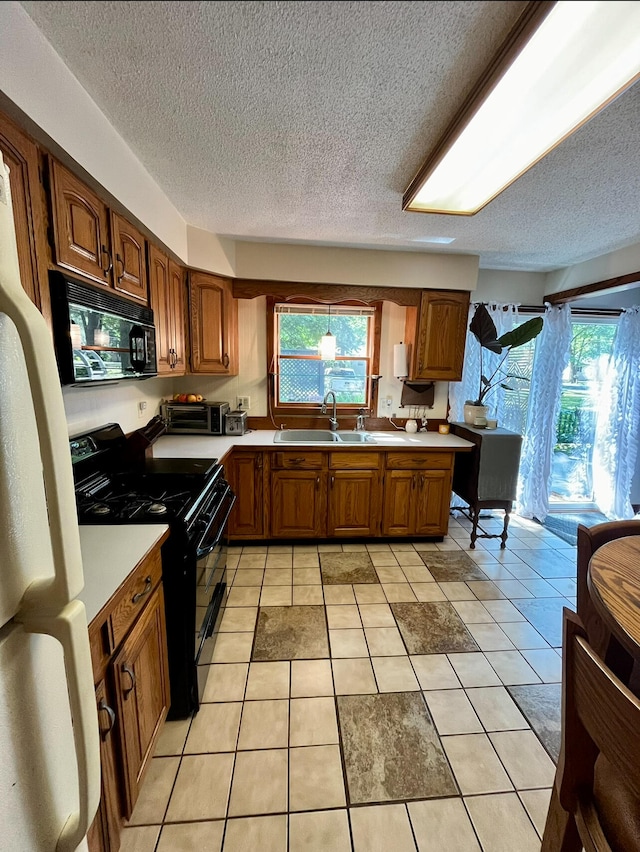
left=577, top=521, right=640, bottom=682
left=542, top=608, right=640, bottom=852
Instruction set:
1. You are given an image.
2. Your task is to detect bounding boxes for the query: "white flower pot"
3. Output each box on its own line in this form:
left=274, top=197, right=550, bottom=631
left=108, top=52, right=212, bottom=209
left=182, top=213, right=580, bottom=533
left=463, top=403, right=489, bottom=425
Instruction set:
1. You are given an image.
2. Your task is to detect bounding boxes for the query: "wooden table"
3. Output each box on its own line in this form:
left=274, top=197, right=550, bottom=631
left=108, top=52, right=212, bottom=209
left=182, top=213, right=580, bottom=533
left=587, top=536, right=640, bottom=676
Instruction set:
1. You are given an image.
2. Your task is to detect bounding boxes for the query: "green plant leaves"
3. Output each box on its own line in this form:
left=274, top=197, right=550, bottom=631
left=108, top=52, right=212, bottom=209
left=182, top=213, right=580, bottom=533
left=469, top=304, right=501, bottom=353
left=496, top=316, right=543, bottom=349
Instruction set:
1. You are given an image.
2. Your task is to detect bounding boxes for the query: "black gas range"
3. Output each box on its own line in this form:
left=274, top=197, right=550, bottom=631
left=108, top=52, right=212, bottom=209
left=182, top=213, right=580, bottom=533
left=71, top=418, right=236, bottom=718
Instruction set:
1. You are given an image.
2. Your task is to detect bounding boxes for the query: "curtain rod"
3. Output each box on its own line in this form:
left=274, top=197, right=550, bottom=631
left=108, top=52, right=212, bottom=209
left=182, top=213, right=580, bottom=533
left=476, top=303, right=622, bottom=317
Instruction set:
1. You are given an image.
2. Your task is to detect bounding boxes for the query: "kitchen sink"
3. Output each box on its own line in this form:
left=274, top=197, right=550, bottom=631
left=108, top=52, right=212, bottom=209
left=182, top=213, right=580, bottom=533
left=273, top=429, right=376, bottom=444
left=335, top=432, right=376, bottom=443
left=274, top=429, right=338, bottom=443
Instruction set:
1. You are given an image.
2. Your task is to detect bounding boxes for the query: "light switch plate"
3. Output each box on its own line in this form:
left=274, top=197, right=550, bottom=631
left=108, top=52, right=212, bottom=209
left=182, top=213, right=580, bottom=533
left=237, top=395, right=250, bottom=410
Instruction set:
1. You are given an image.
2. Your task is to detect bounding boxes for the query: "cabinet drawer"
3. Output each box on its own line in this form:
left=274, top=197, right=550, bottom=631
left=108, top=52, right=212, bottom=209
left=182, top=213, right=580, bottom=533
left=329, top=451, right=380, bottom=470
left=272, top=451, right=325, bottom=469
left=385, top=451, right=453, bottom=470
left=110, top=547, right=163, bottom=648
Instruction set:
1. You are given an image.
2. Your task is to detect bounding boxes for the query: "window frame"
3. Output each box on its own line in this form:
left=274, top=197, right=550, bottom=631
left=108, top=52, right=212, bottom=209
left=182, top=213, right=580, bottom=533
left=267, top=295, right=382, bottom=419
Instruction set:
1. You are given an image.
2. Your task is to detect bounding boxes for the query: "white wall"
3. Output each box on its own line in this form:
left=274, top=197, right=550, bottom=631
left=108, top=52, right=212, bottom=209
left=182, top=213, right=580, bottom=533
left=235, top=241, right=479, bottom=290
left=0, top=2, right=188, bottom=260
left=475, top=269, right=546, bottom=306
left=62, top=377, right=173, bottom=436
left=545, top=243, right=640, bottom=297
left=187, top=226, right=236, bottom=276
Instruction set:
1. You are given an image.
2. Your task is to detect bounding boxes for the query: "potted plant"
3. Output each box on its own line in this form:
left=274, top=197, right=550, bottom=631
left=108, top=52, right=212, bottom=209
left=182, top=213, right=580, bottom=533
left=464, top=304, right=543, bottom=425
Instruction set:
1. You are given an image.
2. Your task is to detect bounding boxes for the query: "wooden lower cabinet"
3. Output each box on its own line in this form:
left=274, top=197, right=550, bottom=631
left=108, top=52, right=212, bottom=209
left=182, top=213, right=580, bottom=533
left=271, top=469, right=326, bottom=538
left=381, top=452, right=454, bottom=537
left=227, top=451, right=264, bottom=538
left=113, top=584, right=170, bottom=819
left=88, top=544, right=170, bottom=852
left=228, top=447, right=456, bottom=542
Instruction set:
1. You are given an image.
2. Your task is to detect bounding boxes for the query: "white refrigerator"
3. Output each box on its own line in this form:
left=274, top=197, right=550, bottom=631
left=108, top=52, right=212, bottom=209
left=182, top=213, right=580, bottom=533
left=0, top=153, right=100, bottom=851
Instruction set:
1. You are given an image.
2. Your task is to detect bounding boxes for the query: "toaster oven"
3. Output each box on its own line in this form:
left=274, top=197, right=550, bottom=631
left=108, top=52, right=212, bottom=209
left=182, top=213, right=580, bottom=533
left=161, top=401, right=230, bottom=435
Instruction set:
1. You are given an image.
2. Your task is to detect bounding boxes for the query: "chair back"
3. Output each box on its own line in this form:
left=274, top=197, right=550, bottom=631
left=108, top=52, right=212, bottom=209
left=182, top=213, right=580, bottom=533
left=542, top=608, right=640, bottom=851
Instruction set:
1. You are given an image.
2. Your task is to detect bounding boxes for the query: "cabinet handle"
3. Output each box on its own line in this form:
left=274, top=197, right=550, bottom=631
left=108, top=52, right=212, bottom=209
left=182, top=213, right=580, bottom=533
left=316, top=476, right=320, bottom=490
left=330, top=475, right=335, bottom=488
left=132, top=576, right=152, bottom=603
left=122, top=664, right=136, bottom=695
left=222, top=353, right=230, bottom=368
left=116, top=253, right=125, bottom=283
left=97, top=698, right=116, bottom=736
left=101, top=245, right=113, bottom=276
left=168, top=348, right=176, bottom=369
left=412, top=473, right=417, bottom=490
left=256, top=455, right=263, bottom=469
left=290, top=457, right=305, bottom=465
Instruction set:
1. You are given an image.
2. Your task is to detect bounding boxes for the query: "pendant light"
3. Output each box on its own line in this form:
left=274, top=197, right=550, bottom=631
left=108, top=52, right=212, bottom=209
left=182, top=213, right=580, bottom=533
left=319, top=304, right=336, bottom=360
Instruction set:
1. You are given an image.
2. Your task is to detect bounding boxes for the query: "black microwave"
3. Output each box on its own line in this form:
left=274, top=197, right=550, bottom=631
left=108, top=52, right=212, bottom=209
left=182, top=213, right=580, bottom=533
left=50, top=271, right=157, bottom=385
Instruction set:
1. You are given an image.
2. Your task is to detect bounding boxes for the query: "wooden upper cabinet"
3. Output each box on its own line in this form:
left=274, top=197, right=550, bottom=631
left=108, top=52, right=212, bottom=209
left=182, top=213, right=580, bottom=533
left=0, top=115, right=50, bottom=323
left=49, top=159, right=112, bottom=285
left=168, top=259, right=186, bottom=374
left=149, top=245, right=186, bottom=375
left=188, top=270, right=238, bottom=374
left=111, top=211, right=148, bottom=303
left=405, top=290, right=470, bottom=381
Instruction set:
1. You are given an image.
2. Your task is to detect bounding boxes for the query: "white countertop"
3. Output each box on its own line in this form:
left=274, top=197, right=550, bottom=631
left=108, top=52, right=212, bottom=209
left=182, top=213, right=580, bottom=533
left=151, top=429, right=473, bottom=460
left=78, top=524, right=169, bottom=623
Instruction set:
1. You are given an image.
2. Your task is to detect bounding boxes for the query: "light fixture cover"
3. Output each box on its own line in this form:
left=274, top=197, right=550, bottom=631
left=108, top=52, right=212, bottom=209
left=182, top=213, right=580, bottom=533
left=320, top=330, right=336, bottom=360
left=403, top=1, right=640, bottom=215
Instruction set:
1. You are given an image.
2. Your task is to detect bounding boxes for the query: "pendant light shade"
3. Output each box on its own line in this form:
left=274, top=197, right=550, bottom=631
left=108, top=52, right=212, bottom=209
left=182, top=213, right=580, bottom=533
left=319, top=305, right=336, bottom=359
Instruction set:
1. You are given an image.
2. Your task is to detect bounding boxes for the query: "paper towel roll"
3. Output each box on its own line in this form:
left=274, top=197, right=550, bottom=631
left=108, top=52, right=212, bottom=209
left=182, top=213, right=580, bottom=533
left=393, top=343, right=408, bottom=378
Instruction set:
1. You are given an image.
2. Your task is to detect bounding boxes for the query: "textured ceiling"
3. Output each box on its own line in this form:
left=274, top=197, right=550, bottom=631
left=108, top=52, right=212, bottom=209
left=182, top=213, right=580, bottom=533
left=17, top=0, right=640, bottom=273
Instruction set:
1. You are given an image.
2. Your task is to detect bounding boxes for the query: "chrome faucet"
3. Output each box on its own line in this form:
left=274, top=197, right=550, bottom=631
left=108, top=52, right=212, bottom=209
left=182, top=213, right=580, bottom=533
left=321, top=391, right=339, bottom=431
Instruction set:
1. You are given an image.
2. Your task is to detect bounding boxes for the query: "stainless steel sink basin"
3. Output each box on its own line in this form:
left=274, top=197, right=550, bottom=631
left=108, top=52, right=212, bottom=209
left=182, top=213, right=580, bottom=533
left=335, top=432, right=376, bottom=443
left=274, top=429, right=338, bottom=443
left=273, top=429, right=376, bottom=444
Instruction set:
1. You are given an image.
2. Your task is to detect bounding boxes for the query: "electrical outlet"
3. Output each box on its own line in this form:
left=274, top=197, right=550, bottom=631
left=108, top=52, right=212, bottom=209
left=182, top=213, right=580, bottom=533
left=237, top=395, right=250, bottom=410
left=385, top=396, right=393, bottom=409
left=137, top=400, right=147, bottom=419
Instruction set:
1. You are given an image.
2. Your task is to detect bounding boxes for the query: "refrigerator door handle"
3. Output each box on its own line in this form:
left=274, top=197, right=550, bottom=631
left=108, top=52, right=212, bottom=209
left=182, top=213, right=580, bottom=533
left=20, top=599, right=101, bottom=852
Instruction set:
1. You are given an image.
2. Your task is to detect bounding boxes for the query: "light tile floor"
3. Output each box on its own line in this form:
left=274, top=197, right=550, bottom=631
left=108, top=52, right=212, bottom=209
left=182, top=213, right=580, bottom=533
left=121, top=513, right=576, bottom=851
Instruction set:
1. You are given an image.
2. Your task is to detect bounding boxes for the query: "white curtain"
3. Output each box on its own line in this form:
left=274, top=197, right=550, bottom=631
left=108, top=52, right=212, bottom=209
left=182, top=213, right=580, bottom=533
left=449, top=303, right=519, bottom=508
left=592, top=306, right=640, bottom=519
left=516, top=303, right=572, bottom=520
left=448, top=302, right=519, bottom=422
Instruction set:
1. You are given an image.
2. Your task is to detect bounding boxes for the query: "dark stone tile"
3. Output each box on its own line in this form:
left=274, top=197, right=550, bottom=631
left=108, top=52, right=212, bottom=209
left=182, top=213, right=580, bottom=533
left=337, top=692, right=458, bottom=803
left=252, top=605, right=328, bottom=660
left=418, top=551, right=489, bottom=582
left=391, top=602, right=479, bottom=654
left=513, top=598, right=572, bottom=647
left=508, top=683, right=562, bottom=762
left=320, top=552, right=378, bottom=584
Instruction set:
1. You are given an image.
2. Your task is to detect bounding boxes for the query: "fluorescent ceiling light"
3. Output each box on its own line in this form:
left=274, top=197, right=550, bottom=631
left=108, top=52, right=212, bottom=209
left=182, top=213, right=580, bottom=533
left=403, top=1, right=640, bottom=216
left=411, top=236, right=456, bottom=244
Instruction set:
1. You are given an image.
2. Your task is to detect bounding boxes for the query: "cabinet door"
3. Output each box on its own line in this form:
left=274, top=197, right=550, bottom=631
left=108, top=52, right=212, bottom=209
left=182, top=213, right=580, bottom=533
left=111, top=211, right=148, bottom=303
left=88, top=679, right=122, bottom=852
left=0, top=116, right=50, bottom=323
left=188, top=271, right=238, bottom=374
left=49, top=159, right=112, bottom=285
left=414, top=470, right=450, bottom=536
left=113, top=583, right=170, bottom=819
left=270, top=470, right=325, bottom=538
left=381, top=470, right=415, bottom=536
left=148, top=244, right=173, bottom=374
left=409, top=290, right=470, bottom=381
left=168, top=259, right=186, bottom=375
left=227, top=451, right=264, bottom=538
left=328, top=470, right=380, bottom=537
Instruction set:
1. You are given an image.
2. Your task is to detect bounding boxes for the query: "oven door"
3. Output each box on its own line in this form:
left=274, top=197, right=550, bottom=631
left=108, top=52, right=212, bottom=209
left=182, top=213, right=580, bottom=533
left=194, top=482, right=236, bottom=697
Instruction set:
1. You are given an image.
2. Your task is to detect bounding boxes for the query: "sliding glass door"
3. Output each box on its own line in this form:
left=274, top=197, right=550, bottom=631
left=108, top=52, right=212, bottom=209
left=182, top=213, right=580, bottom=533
left=549, top=318, right=617, bottom=508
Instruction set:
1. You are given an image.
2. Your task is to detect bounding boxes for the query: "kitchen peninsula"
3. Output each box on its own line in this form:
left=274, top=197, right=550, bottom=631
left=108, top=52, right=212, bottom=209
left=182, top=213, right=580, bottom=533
left=151, top=429, right=474, bottom=542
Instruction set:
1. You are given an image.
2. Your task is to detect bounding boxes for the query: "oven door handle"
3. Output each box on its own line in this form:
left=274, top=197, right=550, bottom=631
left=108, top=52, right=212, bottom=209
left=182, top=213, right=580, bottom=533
left=194, top=491, right=236, bottom=559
